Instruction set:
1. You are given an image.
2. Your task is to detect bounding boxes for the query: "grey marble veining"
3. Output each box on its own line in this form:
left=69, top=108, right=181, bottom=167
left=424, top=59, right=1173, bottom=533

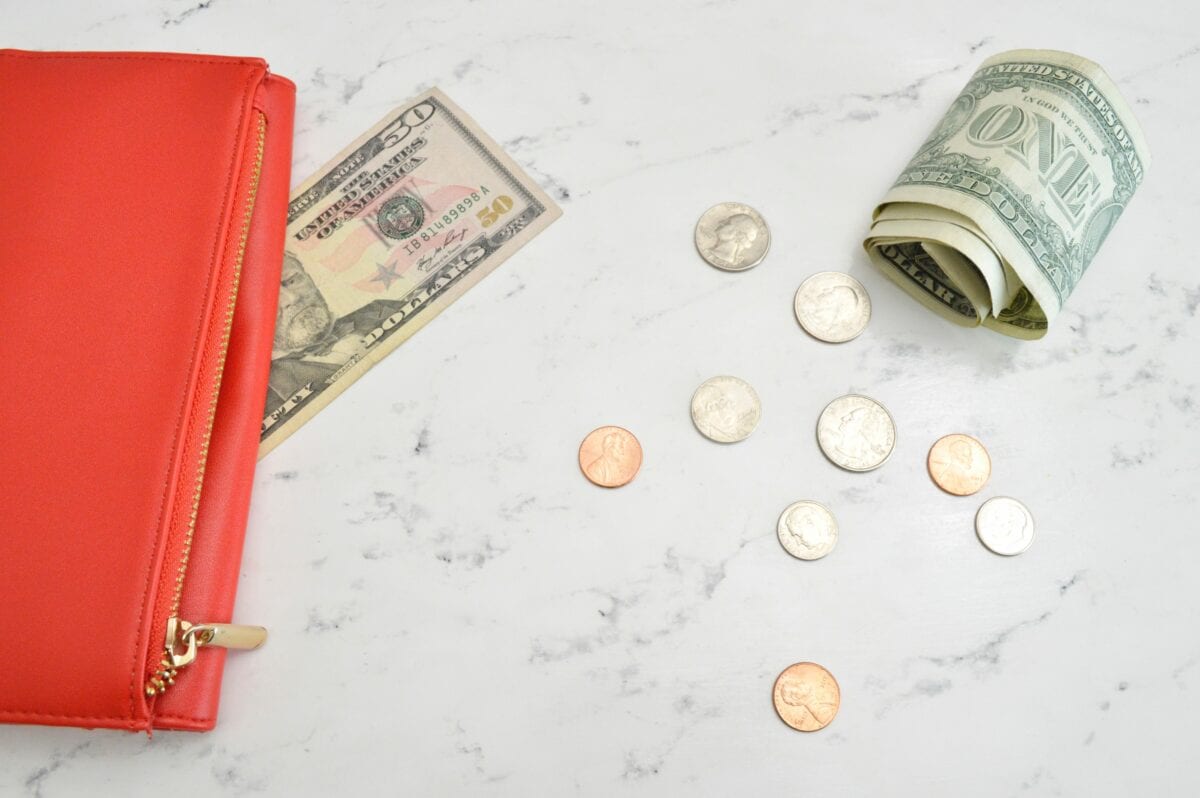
left=3, top=1, right=1199, bottom=795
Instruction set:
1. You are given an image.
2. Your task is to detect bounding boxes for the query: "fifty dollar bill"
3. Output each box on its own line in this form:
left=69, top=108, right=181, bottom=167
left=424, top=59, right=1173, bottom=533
left=864, top=50, right=1150, bottom=338
left=260, top=89, right=560, bottom=457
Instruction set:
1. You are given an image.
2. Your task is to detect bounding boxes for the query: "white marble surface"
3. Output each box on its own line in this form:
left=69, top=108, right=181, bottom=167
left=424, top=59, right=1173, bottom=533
left=4, top=1, right=1200, bottom=795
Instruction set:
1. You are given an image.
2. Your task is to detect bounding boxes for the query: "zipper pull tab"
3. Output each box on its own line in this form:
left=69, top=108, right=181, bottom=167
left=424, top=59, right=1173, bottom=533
left=187, top=621, right=269, bottom=652
left=145, top=617, right=268, bottom=697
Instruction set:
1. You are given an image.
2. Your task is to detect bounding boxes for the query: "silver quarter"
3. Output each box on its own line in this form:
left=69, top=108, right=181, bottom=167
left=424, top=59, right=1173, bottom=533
left=794, top=272, right=872, bottom=343
left=816, top=394, right=896, bottom=472
left=975, top=496, right=1035, bottom=556
left=694, top=203, right=770, bottom=271
left=690, top=376, right=761, bottom=443
left=777, top=501, right=838, bottom=560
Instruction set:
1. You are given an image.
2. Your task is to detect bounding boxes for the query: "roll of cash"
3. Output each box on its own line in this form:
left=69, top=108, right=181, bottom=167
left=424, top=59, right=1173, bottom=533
left=864, top=50, right=1150, bottom=339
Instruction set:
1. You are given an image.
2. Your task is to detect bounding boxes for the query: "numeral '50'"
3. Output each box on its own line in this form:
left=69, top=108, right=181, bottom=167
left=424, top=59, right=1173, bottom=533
left=477, top=196, right=513, bottom=228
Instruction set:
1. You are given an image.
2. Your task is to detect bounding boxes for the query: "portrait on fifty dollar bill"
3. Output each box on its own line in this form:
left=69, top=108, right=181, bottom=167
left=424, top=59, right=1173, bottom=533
left=264, top=251, right=410, bottom=416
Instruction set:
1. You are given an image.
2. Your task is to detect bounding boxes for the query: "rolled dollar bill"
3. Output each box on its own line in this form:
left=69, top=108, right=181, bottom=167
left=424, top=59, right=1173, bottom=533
left=864, top=50, right=1150, bottom=338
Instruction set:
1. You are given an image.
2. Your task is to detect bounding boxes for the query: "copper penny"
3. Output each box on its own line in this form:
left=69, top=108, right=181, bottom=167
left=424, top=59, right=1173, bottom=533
left=927, top=433, right=991, bottom=496
left=578, top=426, right=642, bottom=488
left=772, top=662, right=840, bottom=732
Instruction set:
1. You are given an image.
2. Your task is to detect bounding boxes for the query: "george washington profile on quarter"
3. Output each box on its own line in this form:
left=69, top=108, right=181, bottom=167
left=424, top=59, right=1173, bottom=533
left=694, top=202, right=770, bottom=271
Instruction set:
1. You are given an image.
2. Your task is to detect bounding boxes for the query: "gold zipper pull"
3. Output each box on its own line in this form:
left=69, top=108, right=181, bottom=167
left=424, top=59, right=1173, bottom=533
left=189, top=621, right=269, bottom=651
left=145, top=617, right=267, bottom=697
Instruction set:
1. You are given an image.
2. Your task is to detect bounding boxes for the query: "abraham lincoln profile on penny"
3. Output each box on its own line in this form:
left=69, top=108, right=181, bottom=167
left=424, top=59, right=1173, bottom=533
left=927, top=434, right=991, bottom=496
left=578, top=427, right=642, bottom=488
left=584, top=430, right=629, bottom=485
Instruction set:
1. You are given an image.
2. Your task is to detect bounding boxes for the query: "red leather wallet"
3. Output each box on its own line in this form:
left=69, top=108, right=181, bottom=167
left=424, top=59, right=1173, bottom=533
left=0, top=50, right=295, bottom=731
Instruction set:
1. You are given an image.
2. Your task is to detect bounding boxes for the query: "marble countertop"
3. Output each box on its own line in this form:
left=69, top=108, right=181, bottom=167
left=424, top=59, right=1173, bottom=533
left=4, top=1, right=1199, bottom=795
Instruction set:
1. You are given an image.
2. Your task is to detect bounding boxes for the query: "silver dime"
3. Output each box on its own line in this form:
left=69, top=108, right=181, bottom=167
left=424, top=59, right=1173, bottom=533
left=794, top=271, right=872, bottom=343
left=975, top=496, right=1035, bottom=556
left=690, top=376, right=761, bottom=443
left=816, top=394, right=896, bottom=472
left=694, top=203, right=770, bottom=271
left=777, top=501, right=838, bottom=560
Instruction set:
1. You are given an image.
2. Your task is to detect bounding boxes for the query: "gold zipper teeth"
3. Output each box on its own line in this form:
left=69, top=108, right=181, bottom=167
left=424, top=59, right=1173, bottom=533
left=146, top=654, right=178, bottom=696
left=147, top=112, right=266, bottom=699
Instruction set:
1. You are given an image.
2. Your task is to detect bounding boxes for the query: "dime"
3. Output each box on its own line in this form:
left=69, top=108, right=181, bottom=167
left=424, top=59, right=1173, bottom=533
left=694, top=202, right=770, bottom=271
left=690, top=376, right=761, bottom=443
left=578, top=426, right=642, bottom=488
left=776, top=501, right=838, bottom=560
left=794, top=271, right=872, bottom=343
left=772, top=662, right=840, bottom=732
left=927, top=434, right=991, bottom=496
left=975, top=496, right=1035, bottom=556
left=816, top=394, right=896, bottom=472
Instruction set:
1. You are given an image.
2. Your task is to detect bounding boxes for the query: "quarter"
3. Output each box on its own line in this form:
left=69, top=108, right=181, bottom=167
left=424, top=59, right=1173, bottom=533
left=816, top=394, right=896, bottom=472
left=694, top=202, right=770, bottom=271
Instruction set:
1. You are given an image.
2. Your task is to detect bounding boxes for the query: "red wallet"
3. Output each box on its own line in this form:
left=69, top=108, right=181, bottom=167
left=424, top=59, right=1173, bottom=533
left=0, top=50, right=295, bottom=731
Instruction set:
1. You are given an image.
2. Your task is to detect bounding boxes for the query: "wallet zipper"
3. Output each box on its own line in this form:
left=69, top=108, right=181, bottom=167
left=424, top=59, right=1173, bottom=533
left=145, top=111, right=267, bottom=700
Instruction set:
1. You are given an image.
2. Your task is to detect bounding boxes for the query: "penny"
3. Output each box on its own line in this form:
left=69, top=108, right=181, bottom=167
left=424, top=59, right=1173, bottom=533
left=975, top=496, right=1035, bottom=556
left=927, top=434, right=991, bottom=496
left=776, top=501, right=838, bottom=560
left=772, top=662, right=840, bottom=732
left=690, top=376, right=762, bottom=443
left=694, top=202, right=770, bottom=271
left=578, top=426, right=642, bottom=488
left=794, top=271, right=872, bottom=343
left=816, top=394, right=896, bottom=472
